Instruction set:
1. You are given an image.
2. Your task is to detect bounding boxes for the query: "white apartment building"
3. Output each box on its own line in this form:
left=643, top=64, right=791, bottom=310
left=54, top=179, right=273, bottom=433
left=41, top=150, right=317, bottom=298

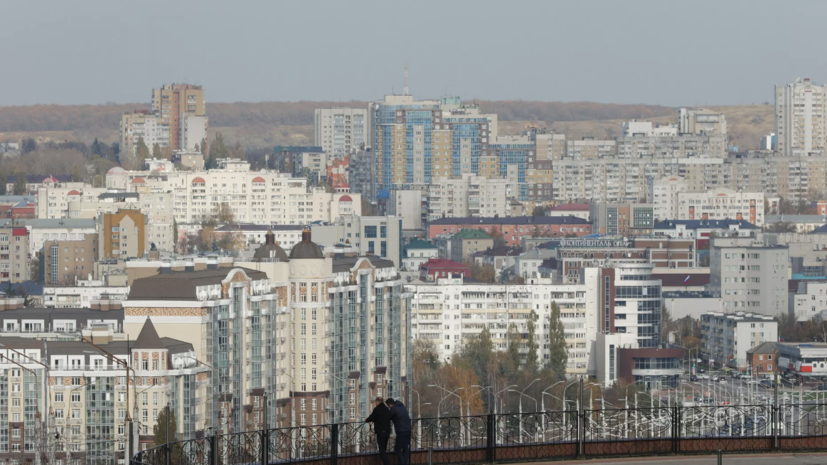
left=615, top=134, right=726, bottom=159
left=43, top=282, right=129, bottom=308
left=408, top=275, right=599, bottom=377
left=311, top=216, right=403, bottom=268
left=775, top=78, right=827, bottom=156
left=709, top=238, right=789, bottom=316
left=428, top=174, right=510, bottom=221
left=36, top=186, right=108, bottom=219
left=181, top=115, right=209, bottom=153
left=650, top=176, right=689, bottom=221
left=700, top=311, right=778, bottom=369
left=620, top=121, right=678, bottom=137
left=790, top=280, right=827, bottom=321
left=106, top=161, right=360, bottom=226
left=314, top=108, right=369, bottom=157
left=387, top=189, right=424, bottom=231
left=674, top=188, right=765, bottom=226
left=119, top=111, right=169, bottom=165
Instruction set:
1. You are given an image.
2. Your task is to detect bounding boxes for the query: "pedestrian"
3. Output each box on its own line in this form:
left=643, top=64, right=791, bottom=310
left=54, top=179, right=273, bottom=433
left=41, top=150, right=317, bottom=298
left=386, top=398, right=412, bottom=465
left=365, top=396, right=392, bottom=465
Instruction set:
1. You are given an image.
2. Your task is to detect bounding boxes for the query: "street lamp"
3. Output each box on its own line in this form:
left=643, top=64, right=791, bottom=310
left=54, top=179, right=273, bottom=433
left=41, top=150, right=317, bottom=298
left=494, top=385, right=517, bottom=415
left=428, top=385, right=464, bottom=447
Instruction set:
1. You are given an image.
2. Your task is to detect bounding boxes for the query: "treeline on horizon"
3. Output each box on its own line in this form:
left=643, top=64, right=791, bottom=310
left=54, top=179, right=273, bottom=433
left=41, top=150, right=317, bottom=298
left=0, top=100, right=674, bottom=133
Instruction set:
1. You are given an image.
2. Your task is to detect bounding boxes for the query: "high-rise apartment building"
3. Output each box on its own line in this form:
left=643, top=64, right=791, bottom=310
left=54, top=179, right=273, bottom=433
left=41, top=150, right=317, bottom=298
left=152, top=84, right=207, bottom=151
left=709, top=237, right=789, bottom=316
left=119, top=111, right=169, bottom=166
left=42, top=235, right=98, bottom=285
left=775, top=78, right=827, bottom=156
left=99, top=209, right=146, bottom=260
left=428, top=174, right=510, bottom=221
left=314, top=108, right=369, bottom=157
left=372, top=95, right=497, bottom=191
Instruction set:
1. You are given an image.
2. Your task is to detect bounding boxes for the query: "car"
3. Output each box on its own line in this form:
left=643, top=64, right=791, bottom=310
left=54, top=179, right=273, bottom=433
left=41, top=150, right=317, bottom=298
left=719, top=376, right=727, bottom=384
left=747, top=379, right=762, bottom=386
left=712, top=375, right=720, bottom=382
left=690, top=375, right=698, bottom=382
left=812, top=383, right=827, bottom=391
left=699, top=368, right=706, bottom=374
left=698, top=374, right=710, bottom=380
left=760, top=380, right=774, bottom=388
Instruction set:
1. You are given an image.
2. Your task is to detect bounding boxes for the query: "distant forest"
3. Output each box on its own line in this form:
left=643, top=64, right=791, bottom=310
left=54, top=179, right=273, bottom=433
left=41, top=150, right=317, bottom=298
left=0, top=100, right=673, bottom=133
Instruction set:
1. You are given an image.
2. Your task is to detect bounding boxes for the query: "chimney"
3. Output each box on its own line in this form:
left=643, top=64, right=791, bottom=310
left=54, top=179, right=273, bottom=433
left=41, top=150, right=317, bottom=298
left=302, top=228, right=311, bottom=242
left=265, top=230, right=275, bottom=245
left=160, top=262, right=171, bottom=274
left=185, top=260, right=195, bottom=272
left=207, top=258, right=218, bottom=270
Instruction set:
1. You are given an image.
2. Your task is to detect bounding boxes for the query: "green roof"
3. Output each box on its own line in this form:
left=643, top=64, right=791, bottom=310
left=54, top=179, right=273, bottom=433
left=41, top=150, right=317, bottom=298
left=405, top=239, right=437, bottom=250
left=453, top=229, right=492, bottom=240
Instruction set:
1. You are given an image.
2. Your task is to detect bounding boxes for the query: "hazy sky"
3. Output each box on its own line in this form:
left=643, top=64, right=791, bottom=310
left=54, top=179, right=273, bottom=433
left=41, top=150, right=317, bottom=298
left=1, top=0, right=825, bottom=107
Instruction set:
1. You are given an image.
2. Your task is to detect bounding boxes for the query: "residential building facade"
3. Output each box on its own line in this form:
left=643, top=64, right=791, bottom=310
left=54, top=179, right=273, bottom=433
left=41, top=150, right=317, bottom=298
left=709, top=238, right=789, bottom=315
left=699, top=311, right=779, bottom=369
left=314, top=108, right=369, bottom=157
left=775, top=78, right=827, bottom=156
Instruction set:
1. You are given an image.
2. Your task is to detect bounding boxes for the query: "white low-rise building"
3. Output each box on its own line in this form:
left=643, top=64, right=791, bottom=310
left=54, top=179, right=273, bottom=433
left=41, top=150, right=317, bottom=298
left=402, top=239, right=439, bottom=272
left=43, top=281, right=130, bottom=308
left=790, top=280, right=827, bottom=321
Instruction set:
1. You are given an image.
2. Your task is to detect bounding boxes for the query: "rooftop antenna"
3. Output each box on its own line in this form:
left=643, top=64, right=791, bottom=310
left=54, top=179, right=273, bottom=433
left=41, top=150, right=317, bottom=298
left=403, top=63, right=409, bottom=96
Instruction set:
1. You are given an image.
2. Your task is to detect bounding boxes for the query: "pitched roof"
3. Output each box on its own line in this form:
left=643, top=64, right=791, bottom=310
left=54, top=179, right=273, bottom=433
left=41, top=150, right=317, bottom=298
left=431, top=216, right=590, bottom=226
left=420, top=258, right=469, bottom=271
left=811, top=223, right=827, bottom=234
left=747, top=341, right=777, bottom=355
left=128, top=267, right=267, bottom=300
left=405, top=239, right=437, bottom=250
left=453, top=229, right=491, bottom=240
left=133, top=318, right=163, bottom=349
left=480, top=246, right=521, bottom=257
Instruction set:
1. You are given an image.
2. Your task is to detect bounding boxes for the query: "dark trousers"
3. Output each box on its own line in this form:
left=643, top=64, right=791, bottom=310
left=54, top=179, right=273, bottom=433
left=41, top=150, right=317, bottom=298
left=394, top=432, right=411, bottom=465
left=376, top=434, right=391, bottom=465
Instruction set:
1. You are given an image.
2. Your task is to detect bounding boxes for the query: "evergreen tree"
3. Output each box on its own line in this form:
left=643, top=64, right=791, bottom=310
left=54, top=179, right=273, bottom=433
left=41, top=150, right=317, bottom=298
left=173, top=219, right=179, bottom=250
left=200, top=138, right=208, bottom=155
left=91, top=138, right=101, bottom=156
left=0, top=172, right=7, bottom=195
left=211, top=133, right=228, bottom=159
left=153, top=407, right=181, bottom=459
left=525, top=311, right=539, bottom=375
left=547, top=301, right=568, bottom=379
left=13, top=173, right=27, bottom=195
left=71, top=164, right=82, bottom=182
left=507, top=323, right=522, bottom=369
left=152, top=143, right=162, bottom=159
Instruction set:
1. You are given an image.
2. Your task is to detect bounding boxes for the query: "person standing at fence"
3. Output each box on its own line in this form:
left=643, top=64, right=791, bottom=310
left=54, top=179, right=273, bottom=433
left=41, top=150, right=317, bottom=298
left=365, top=396, right=392, bottom=465
left=386, top=398, right=411, bottom=465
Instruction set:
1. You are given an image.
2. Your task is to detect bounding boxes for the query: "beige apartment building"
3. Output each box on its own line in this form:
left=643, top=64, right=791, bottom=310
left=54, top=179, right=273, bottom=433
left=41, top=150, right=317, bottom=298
left=314, top=108, right=369, bottom=157
left=43, top=235, right=98, bottom=285
left=0, top=227, right=29, bottom=283
left=119, top=111, right=169, bottom=167
left=152, top=83, right=206, bottom=151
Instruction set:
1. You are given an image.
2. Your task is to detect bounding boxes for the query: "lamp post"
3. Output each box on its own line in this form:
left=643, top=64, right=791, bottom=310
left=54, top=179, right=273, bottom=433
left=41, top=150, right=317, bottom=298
left=428, top=385, right=463, bottom=448
left=540, top=381, right=565, bottom=440
left=514, top=379, right=540, bottom=441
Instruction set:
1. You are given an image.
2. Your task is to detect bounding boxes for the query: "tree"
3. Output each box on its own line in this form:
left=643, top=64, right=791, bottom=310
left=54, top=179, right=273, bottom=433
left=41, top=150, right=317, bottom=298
left=0, top=172, right=7, bottom=195
left=29, top=255, right=41, bottom=283
left=13, top=172, right=27, bottom=195
left=71, top=164, right=82, bottom=182
left=230, top=141, right=244, bottom=159
left=764, top=221, right=797, bottom=233
left=547, top=301, right=568, bottom=379
left=531, top=205, right=546, bottom=217
left=524, top=311, right=540, bottom=375
left=215, top=202, right=234, bottom=224
left=160, top=146, right=174, bottom=160
left=173, top=219, right=179, bottom=247
left=200, top=138, right=208, bottom=155
left=21, top=138, right=36, bottom=154
left=468, top=262, right=495, bottom=283
left=153, top=407, right=181, bottom=457
left=152, top=143, right=162, bottom=159
left=211, top=133, right=228, bottom=159
left=136, top=137, right=150, bottom=163
left=506, top=323, right=522, bottom=369
left=91, top=138, right=101, bottom=156
left=489, top=228, right=507, bottom=248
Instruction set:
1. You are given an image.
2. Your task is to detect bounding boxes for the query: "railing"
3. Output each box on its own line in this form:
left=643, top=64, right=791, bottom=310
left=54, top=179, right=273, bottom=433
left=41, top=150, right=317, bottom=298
left=132, top=404, right=827, bottom=465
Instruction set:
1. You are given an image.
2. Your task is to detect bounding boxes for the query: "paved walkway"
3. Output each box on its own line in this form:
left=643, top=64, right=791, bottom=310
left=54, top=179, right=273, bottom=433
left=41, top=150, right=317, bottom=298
left=537, top=452, right=827, bottom=465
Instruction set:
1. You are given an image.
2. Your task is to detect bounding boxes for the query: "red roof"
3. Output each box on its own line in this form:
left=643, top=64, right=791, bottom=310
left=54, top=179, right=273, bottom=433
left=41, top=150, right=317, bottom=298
left=11, top=228, right=26, bottom=236
left=42, top=176, right=58, bottom=183
left=67, top=190, right=80, bottom=195
left=192, top=177, right=206, bottom=184
left=550, top=203, right=589, bottom=211
left=420, top=258, right=469, bottom=270
left=131, top=177, right=145, bottom=184
left=252, top=176, right=266, bottom=183
left=339, top=195, right=353, bottom=202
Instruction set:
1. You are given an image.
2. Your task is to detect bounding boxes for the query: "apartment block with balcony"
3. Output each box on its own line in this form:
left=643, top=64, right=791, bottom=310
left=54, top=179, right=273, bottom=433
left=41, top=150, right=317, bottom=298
left=775, top=78, right=827, bottom=156
left=42, top=235, right=98, bottom=286
left=0, top=228, right=28, bottom=284
left=700, top=311, right=778, bottom=370
left=314, top=108, right=369, bottom=157
left=709, top=238, right=789, bottom=316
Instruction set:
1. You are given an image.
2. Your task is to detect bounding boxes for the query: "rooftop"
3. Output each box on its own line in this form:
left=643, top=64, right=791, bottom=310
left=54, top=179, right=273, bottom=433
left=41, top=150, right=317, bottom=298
left=216, top=224, right=306, bottom=232
left=404, top=239, right=437, bottom=250
left=548, top=203, right=590, bottom=211
left=420, top=258, right=470, bottom=270
left=652, top=273, right=711, bottom=287
left=128, top=267, right=267, bottom=300
left=766, top=215, right=827, bottom=223
left=747, top=341, right=777, bottom=355
left=453, top=229, right=492, bottom=240
left=0, top=218, right=96, bottom=229
left=431, top=216, right=590, bottom=226
left=654, top=219, right=759, bottom=230
left=332, top=255, right=396, bottom=273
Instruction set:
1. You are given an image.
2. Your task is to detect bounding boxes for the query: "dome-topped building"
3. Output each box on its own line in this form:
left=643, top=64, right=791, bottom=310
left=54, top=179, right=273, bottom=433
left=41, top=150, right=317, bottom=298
left=289, top=229, right=325, bottom=259
left=253, top=230, right=288, bottom=262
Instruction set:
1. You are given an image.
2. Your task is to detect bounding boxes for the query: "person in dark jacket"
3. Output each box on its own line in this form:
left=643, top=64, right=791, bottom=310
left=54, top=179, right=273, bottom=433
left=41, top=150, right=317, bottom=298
left=365, top=397, right=392, bottom=465
left=386, top=398, right=411, bottom=465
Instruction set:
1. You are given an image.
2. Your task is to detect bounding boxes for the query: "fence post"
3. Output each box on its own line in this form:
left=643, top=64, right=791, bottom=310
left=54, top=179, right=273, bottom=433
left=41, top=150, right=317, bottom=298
left=577, top=378, right=584, bottom=458
left=672, top=406, right=679, bottom=454
left=486, top=413, right=495, bottom=463
left=209, top=433, right=218, bottom=465
left=261, top=393, right=269, bottom=465
left=165, top=404, right=171, bottom=465
left=330, top=423, right=339, bottom=465
left=773, top=372, right=780, bottom=450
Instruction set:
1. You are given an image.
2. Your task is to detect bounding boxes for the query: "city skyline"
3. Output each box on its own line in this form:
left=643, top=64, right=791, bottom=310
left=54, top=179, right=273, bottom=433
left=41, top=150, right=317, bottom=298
left=1, top=1, right=826, bottom=106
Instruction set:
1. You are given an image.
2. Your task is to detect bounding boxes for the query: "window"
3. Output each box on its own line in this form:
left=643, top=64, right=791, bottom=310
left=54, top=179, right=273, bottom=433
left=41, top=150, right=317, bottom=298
left=55, top=392, right=63, bottom=403
left=71, top=393, right=80, bottom=403
left=380, top=225, right=387, bottom=238
left=365, top=226, right=377, bottom=238
left=142, top=393, right=148, bottom=406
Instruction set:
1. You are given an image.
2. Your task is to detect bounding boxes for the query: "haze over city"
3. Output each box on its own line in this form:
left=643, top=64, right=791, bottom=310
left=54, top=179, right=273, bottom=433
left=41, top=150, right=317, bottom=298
left=1, top=0, right=826, bottom=106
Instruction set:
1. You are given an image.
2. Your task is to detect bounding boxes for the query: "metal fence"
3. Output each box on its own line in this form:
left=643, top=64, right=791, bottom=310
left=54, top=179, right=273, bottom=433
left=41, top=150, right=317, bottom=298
left=131, top=403, right=827, bottom=465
